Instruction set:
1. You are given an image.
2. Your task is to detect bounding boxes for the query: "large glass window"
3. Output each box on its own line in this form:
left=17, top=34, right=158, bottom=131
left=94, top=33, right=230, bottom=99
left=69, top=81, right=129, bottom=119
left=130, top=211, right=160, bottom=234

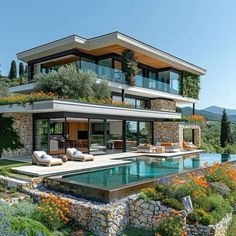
left=139, top=122, right=152, bottom=144
left=125, top=98, right=136, bottom=108
left=80, top=57, right=96, bottom=73
left=114, top=60, right=125, bottom=83
left=135, top=68, right=143, bottom=87
left=49, top=119, right=65, bottom=155
left=98, top=58, right=112, bottom=68
left=112, top=95, right=146, bottom=109
left=170, top=71, right=181, bottom=94
left=158, top=70, right=170, bottom=92
left=126, top=121, right=138, bottom=151
left=107, top=120, right=123, bottom=153
left=34, top=119, right=49, bottom=151
left=148, top=71, right=157, bottom=89
left=90, top=119, right=106, bottom=155
left=158, top=70, right=181, bottom=94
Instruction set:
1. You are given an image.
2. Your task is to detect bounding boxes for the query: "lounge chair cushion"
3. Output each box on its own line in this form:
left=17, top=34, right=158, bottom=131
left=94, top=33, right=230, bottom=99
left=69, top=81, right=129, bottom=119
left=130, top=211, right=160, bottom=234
left=67, top=148, right=82, bottom=156
left=41, top=154, right=53, bottom=160
left=34, top=151, right=48, bottom=159
left=74, top=153, right=93, bottom=158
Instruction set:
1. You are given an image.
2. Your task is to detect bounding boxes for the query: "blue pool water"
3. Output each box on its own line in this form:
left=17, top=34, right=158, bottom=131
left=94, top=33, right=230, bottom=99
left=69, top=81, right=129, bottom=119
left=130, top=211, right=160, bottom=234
left=62, top=153, right=236, bottom=189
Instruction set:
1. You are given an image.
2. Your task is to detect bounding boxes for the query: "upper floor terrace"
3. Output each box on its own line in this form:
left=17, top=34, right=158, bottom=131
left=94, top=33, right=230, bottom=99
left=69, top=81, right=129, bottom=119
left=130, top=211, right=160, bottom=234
left=15, top=32, right=206, bottom=103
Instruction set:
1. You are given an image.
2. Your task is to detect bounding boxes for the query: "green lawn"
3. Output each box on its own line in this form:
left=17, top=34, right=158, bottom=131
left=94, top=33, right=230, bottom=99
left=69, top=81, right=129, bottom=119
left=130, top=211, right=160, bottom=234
left=0, top=159, right=31, bottom=178
left=0, top=159, right=29, bottom=169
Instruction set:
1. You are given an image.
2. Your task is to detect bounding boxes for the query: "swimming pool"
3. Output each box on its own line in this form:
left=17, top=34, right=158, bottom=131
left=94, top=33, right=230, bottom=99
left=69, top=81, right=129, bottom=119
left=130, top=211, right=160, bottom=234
left=45, top=153, right=236, bottom=202
left=62, top=153, right=236, bottom=189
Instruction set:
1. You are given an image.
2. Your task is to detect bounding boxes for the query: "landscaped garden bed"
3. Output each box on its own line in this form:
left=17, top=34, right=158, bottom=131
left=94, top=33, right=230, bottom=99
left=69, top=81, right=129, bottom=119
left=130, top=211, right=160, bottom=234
left=138, top=161, right=236, bottom=235
left=1, top=159, right=236, bottom=235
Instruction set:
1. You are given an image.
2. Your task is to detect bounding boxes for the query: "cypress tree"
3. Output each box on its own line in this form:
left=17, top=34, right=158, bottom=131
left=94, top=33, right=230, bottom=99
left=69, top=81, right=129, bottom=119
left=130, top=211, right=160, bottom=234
left=220, top=109, right=232, bottom=147
left=8, top=60, right=17, bottom=80
left=24, top=65, right=28, bottom=76
left=19, top=62, right=24, bottom=78
left=19, top=62, right=24, bottom=84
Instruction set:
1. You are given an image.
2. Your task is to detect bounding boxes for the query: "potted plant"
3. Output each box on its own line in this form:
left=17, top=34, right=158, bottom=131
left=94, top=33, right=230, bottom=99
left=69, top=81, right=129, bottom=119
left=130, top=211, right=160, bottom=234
left=121, top=50, right=138, bottom=86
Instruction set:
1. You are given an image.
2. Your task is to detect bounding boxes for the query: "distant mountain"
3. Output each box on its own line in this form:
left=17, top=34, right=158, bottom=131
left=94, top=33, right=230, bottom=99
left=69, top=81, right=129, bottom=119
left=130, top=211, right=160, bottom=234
left=181, top=106, right=236, bottom=122
left=204, top=106, right=236, bottom=116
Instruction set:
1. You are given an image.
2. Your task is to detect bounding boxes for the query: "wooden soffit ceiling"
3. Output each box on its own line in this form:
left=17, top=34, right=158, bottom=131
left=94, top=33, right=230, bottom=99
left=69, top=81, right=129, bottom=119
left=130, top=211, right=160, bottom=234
left=80, top=44, right=170, bottom=69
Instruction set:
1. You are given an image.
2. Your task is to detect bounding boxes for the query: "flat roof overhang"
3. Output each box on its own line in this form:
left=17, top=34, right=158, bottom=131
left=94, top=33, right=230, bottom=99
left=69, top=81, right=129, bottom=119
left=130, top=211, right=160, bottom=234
left=17, top=32, right=206, bottom=76
left=0, top=99, right=181, bottom=121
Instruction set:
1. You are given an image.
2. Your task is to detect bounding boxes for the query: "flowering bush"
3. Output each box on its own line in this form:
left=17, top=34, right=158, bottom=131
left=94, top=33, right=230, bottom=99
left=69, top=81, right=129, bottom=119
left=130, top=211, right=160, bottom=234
left=36, top=193, right=70, bottom=231
left=172, top=174, right=208, bottom=201
left=205, top=162, right=236, bottom=190
left=155, top=210, right=186, bottom=236
left=182, top=115, right=205, bottom=123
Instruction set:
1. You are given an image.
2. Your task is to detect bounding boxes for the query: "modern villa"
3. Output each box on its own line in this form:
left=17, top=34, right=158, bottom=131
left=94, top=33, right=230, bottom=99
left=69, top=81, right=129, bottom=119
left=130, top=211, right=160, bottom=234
left=1, top=32, right=206, bottom=159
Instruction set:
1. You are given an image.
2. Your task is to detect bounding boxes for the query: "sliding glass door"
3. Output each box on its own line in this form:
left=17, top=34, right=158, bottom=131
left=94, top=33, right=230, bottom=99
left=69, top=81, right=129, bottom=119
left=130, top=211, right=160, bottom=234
left=89, top=119, right=106, bottom=155
left=126, top=121, right=138, bottom=151
left=34, top=119, right=49, bottom=152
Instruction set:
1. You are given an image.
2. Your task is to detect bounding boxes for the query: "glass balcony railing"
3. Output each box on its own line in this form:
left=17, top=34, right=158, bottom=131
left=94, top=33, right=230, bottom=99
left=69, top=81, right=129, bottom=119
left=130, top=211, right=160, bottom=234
left=23, top=60, right=179, bottom=96
left=79, top=60, right=126, bottom=84
left=79, top=60, right=180, bottom=95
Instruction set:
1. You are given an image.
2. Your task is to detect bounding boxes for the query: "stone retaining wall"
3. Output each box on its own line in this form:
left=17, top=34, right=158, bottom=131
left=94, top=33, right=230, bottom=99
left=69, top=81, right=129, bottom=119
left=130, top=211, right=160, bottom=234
left=2, top=113, right=33, bottom=158
left=20, top=187, right=188, bottom=236
left=187, top=213, right=232, bottom=236
left=0, top=176, right=231, bottom=236
left=129, top=198, right=187, bottom=229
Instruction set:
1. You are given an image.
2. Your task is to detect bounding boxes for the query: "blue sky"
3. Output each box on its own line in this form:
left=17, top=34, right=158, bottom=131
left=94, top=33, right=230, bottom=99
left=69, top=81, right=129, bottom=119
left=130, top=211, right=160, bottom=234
left=1, top=0, right=236, bottom=109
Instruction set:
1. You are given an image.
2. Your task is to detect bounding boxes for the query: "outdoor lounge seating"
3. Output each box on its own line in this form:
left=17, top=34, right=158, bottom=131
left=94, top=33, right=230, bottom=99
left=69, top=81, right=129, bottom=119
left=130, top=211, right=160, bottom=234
left=32, top=151, right=63, bottom=167
left=137, top=144, right=153, bottom=153
left=183, top=141, right=197, bottom=151
left=155, top=142, right=181, bottom=153
left=66, top=148, right=94, bottom=162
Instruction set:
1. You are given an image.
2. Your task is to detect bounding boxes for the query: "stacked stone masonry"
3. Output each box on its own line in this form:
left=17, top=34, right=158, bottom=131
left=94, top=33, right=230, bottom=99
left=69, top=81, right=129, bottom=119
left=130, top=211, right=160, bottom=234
left=151, top=98, right=176, bottom=112
left=18, top=183, right=232, bottom=236
left=2, top=113, right=33, bottom=158
left=153, top=122, right=201, bottom=148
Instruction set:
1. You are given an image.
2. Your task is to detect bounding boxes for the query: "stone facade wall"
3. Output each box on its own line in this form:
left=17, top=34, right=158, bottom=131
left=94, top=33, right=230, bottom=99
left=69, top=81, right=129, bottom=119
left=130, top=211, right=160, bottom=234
left=187, top=213, right=232, bottom=236
left=153, top=122, right=180, bottom=144
left=151, top=98, right=176, bottom=112
left=2, top=113, right=33, bottom=158
left=179, top=123, right=201, bottom=148
left=153, top=122, right=201, bottom=148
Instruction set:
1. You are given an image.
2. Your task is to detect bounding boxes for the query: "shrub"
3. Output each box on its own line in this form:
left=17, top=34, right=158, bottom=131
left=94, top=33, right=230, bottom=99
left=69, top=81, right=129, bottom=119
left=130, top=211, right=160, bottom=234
left=35, top=65, right=111, bottom=100
left=187, top=210, right=213, bottom=226
left=155, top=212, right=186, bottom=236
left=0, top=92, right=55, bottom=105
left=200, top=213, right=213, bottom=226
left=10, top=200, right=37, bottom=218
left=162, top=198, right=184, bottom=210
left=35, top=193, right=70, bottom=231
left=139, top=188, right=161, bottom=201
left=187, top=211, right=202, bottom=224
left=0, top=116, right=23, bottom=157
left=194, top=193, right=232, bottom=224
left=10, top=216, right=51, bottom=236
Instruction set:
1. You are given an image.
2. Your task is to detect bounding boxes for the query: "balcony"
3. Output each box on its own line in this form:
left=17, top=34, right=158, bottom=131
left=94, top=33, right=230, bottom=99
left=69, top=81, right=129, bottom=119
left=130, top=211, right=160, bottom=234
left=79, top=60, right=180, bottom=95
left=11, top=60, right=180, bottom=96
